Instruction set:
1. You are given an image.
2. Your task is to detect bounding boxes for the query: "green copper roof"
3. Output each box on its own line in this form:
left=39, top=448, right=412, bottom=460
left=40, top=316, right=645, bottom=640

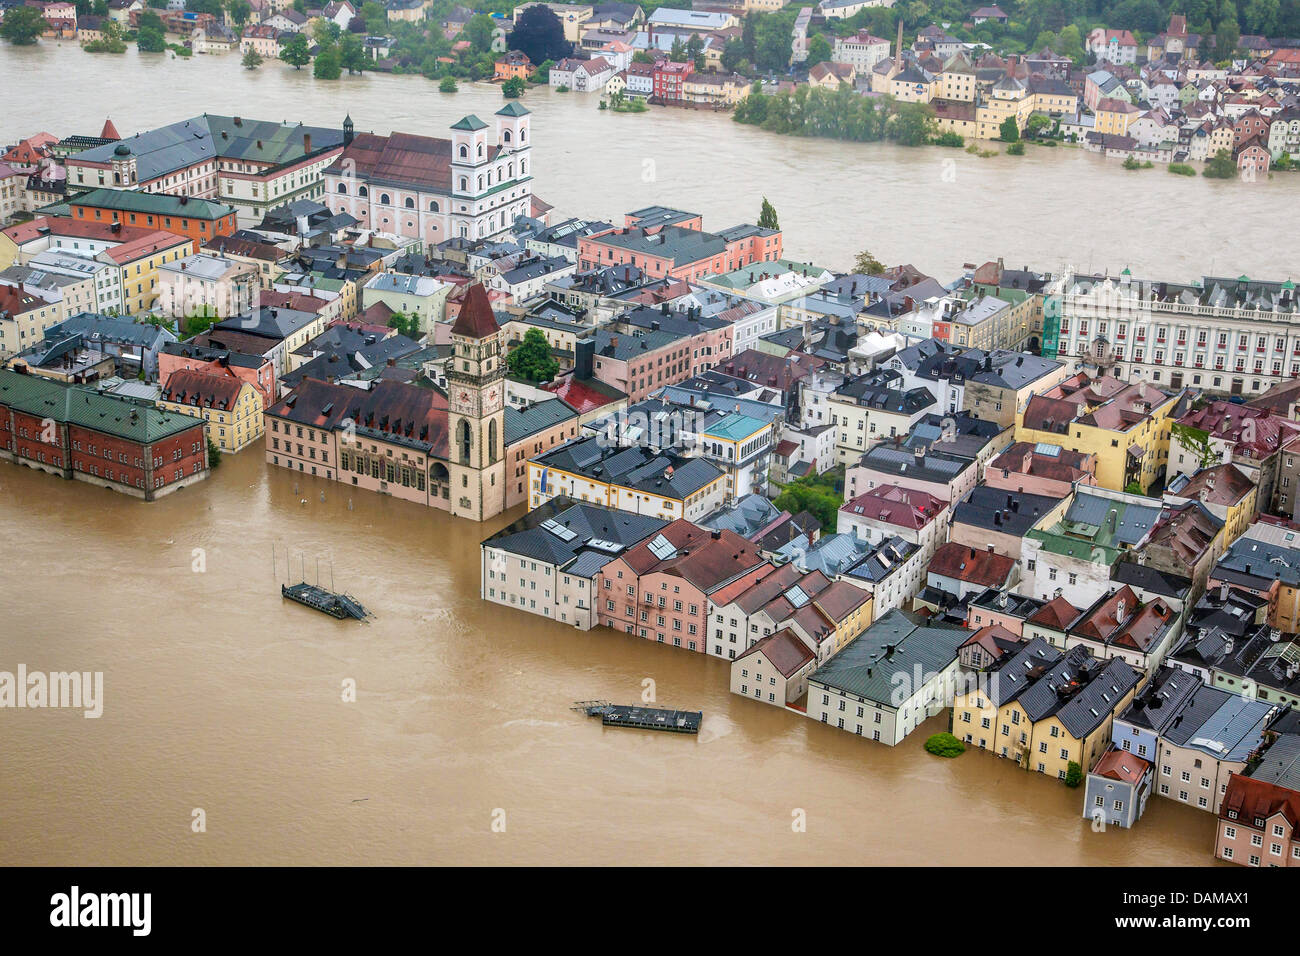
left=0, top=368, right=201, bottom=443
left=495, top=102, right=530, bottom=117
left=72, top=187, right=235, bottom=220
left=450, top=115, right=488, bottom=131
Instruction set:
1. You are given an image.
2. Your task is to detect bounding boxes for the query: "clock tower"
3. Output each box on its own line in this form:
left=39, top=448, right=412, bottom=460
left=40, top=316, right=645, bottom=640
left=446, top=282, right=506, bottom=521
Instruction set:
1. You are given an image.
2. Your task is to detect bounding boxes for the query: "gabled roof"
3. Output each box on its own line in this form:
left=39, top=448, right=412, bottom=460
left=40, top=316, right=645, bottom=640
left=737, top=627, right=815, bottom=677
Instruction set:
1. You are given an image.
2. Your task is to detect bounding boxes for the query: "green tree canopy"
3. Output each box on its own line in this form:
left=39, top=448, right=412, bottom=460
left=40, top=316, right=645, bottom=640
left=758, top=196, right=779, bottom=230
left=507, top=328, right=559, bottom=383
left=313, top=45, right=342, bottom=79
left=507, top=5, right=570, bottom=65
left=1, top=5, right=46, bottom=45
left=465, top=13, right=496, bottom=53
left=854, top=250, right=885, bottom=275
left=502, top=75, right=525, bottom=98
left=242, top=46, right=263, bottom=69
left=806, top=33, right=832, bottom=65
left=999, top=115, right=1020, bottom=142
left=280, top=32, right=311, bottom=70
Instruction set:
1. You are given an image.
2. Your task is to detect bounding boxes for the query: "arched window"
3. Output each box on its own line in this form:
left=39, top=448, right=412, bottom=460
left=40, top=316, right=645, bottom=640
left=488, top=419, right=499, bottom=464
left=503, top=130, right=512, bottom=144
left=404, top=197, right=414, bottom=209
left=379, top=193, right=390, bottom=205
left=458, top=420, right=472, bottom=465
left=428, top=200, right=439, bottom=212
left=477, top=176, right=483, bottom=190
left=458, top=145, right=468, bottom=159
left=358, top=186, right=368, bottom=197
left=520, top=160, right=527, bottom=175
left=459, top=177, right=467, bottom=191
left=477, top=143, right=484, bottom=158
left=508, top=162, right=514, bottom=178
left=336, top=182, right=347, bottom=194
left=520, top=128, right=527, bottom=142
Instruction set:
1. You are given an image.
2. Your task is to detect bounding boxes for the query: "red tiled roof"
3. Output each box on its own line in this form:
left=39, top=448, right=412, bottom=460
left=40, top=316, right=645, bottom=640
left=161, top=367, right=245, bottom=410
left=840, top=484, right=947, bottom=530
left=927, top=542, right=1014, bottom=587
left=0, top=284, right=55, bottom=315
left=1026, top=595, right=1079, bottom=631
left=328, top=130, right=498, bottom=193
left=451, top=282, right=499, bottom=339
left=1219, top=774, right=1300, bottom=826
left=1092, top=748, right=1150, bottom=785
left=737, top=627, right=815, bottom=677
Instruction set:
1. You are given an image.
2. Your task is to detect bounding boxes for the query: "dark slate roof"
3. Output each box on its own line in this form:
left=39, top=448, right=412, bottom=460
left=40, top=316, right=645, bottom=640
left=1111, top=558, right=1193, bottom=599
left=504, top=398, right=577, bottom=444
left=984, top=637, right=1062, bottom=706
left=807, top=609, right=966, bottom=705
left=533, top=434, right=722, bottom=499
left=1117, top=665, right=1203, bottom=734
left=481, top=495, right=668, bottom=571
left=952, top=486, right=1058, bottom=537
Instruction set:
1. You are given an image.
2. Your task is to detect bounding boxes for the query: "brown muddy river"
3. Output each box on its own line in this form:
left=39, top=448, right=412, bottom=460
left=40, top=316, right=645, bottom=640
left=0, top=452, right=1216, bottom=864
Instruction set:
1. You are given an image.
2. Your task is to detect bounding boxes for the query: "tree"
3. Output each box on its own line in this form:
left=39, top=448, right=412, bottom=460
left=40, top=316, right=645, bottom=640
left=186, top=0, right=221, bottom=14
left=242, top=47, right=263, bottom=69
left=339, top=32, right=366, bottom=73
left=1064, top=761, right=1083, bottom=788
left=757, top=196, right=779, bottom=230
left=387, top=312, right=419, bottom=339
left=720, top=37, right=746, bottom=73
left=998, top=115, right=1020, bottom=142
left=136, top=11, right=167, bottom=52
left=227, top=0, right=252, bottom=27
left=439, top=74, right=458, bottom=92
left=806, top=33, right=832, bottom=65
left=1203, top=148, right=1237, bottom=179
left=687, top=32, right=704, bottom=70
left=359, top=0, right=386, bottom=34
left=669, top=36, right=686, bottom=62
left=501, top=75, right=525, bottom=98
left=772, top=473, right=841, bottom=533
left=280, top=32, right=311, bottom=70
left=207, top=437, right=222, bottom=469
left=888, top=102, right=934, bottom=146
left=924, top=733, right=965, bottom=758
left=507, top=5, right=569, bottom=65
left=854, top=250, right=885, bottom=275
left=313, top=45, right=342, bottom=79
left=465, top=12, right=496, bottom=53
left=1, top=5, right=46, bottom=45
left=507, top=328, right=559, bottom=383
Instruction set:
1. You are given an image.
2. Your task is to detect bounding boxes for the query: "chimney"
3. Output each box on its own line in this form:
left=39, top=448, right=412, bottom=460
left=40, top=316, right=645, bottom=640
left=303, top=133, right=312, bottom=153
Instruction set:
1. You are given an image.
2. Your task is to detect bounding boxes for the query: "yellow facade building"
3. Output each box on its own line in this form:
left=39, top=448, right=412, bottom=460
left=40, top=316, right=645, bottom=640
left=953, top=643, right=1141, bottom=780
left=159, top=367, right=265, bottom=453
left=1016, top=373, right=1182, bottom=493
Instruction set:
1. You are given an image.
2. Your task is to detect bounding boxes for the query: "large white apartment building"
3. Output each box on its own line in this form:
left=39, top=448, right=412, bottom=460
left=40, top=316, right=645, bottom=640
left=1052, top=271, right=1300, bottom=397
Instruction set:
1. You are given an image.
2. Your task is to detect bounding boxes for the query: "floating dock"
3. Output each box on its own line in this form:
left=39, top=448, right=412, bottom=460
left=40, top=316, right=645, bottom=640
left=281, top=582, right=369, bottom=620
left=573, top=700, right=702, bottom=734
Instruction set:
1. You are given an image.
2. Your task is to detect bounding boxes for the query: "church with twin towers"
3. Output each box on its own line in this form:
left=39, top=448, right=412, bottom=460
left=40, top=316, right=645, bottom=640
left=324, top=104, right=536, bottom=245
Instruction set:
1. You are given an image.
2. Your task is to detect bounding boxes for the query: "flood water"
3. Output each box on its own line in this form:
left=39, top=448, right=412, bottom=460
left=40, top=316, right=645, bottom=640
left=0, top=450, right=1218, bottom=865
left=0, top=42, right=1228, bottom=865
left=2, top=42, right=1298, bottom=279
